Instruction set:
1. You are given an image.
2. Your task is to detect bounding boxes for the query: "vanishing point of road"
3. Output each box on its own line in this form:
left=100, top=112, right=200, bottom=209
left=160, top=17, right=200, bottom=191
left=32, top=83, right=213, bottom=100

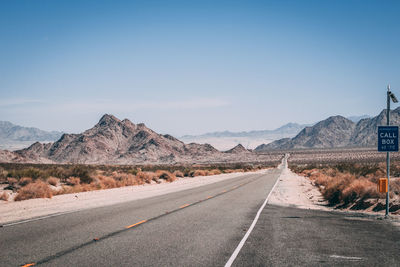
left=1, top=159, right=399, bottom=266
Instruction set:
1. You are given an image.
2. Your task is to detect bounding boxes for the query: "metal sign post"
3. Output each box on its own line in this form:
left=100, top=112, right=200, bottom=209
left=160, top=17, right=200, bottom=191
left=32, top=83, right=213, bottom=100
left=378, top=85, right=399, bottom=217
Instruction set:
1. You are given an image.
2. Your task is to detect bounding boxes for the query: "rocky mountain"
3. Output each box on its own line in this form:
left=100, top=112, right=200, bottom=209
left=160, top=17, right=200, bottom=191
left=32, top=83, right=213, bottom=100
left=180, top=122, right=310, bottom=150
left=255, top=108, right=400, bottom=151
left=350, top=108, right=400, bottom=146
left=347, top=115, right=371, bottom=123
left=14, top=114, right=224, bottom=164
left=225, top=144, right=251, bottom=154
left=255, top=138, right=291, bottom=151
left=0, top=121, right=63, bottom=150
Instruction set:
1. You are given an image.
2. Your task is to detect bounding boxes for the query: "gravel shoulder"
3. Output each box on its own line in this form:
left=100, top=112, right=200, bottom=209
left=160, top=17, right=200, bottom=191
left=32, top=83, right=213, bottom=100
left=268, top=164, right=400, bottom=229
left=268, top=166, right=329, bottom=211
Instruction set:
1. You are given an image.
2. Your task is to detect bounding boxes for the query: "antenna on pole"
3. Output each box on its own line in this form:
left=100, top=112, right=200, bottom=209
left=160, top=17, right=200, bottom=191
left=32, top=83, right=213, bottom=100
left=382, top=83, right=398, bottom=217
left=388, top=84, right=398, bottom=103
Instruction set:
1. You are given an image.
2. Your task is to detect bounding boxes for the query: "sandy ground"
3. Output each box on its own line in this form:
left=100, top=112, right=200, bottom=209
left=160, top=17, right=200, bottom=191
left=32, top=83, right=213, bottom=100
left=0, top=170, right=268, bottom=225
left=269, top=163, right=400, bottom=227
left=268, top=165, right=329, bottom=211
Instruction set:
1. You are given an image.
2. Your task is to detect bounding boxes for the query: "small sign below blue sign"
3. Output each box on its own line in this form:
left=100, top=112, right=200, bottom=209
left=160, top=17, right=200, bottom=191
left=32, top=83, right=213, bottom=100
left=378, top=126, right=399, bottom=152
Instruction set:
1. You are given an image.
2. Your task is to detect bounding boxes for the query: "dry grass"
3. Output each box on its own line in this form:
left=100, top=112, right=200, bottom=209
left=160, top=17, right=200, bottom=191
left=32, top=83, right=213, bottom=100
left=7, top=177, right=17, bottom=186
left=47, top=177, right=59, bottom=186
left=223, top=169, right=245, bottom=174
left=136, top=171, right=156, bottom=184
left=299, top=165, right=385, bottom=206
left=189, top=170, right=207, bottom=177
left=342, top=178, right=379, bottom=204
left=57, top=184, right=92, bottom=194
left=98, top=175, right=117, bottom=189
left=0, top=192, right=9, bottom=201
left=208, top=169, right=222, bottom=175
left=173, top=170, right=184, bottom=178
left=66, top=177, right=80, bottom=186
left=14, top=180, right=53, bottom=201
left=155, top=170, right=177, bottom=182
left=19, top=177, right=32, bottom=187
left=110, top=172, right=142, bottom=187
left=391, top=179, right=400, bottom=195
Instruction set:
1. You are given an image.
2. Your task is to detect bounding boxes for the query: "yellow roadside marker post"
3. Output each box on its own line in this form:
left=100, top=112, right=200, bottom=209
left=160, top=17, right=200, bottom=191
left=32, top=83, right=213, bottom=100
left=378, top=178, right=388, bottom=193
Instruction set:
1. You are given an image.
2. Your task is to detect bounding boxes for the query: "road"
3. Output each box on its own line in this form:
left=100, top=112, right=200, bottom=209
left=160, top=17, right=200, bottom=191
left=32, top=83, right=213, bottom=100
left=1, top=163, right=399, bottom=267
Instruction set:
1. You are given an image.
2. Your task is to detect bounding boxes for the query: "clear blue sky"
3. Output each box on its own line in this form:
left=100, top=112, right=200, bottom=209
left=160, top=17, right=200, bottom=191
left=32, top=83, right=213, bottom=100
left=1, top=0, right=399, bottom=135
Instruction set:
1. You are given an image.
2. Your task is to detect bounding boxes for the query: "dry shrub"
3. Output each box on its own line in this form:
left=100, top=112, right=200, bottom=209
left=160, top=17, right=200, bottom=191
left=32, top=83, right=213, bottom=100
left=342, top=178, right=380, bottom=204
left=7, top=177, right=18, bottom=185
left=57, top=184, right=92, bottom=194
left=208, top=169, right=222, bottom=175
left=318, top=173, right=353, bottom=205
left=14, top=180, right=53, bottom=201
left=0, top=167, right=8, bottom=183
left=136, top=171, right=156, bottom=184
left=19, top=177, right=32, bottom=186
left=306, top=169, right=383, bottom=206
left=47, top=177, right=59, bottom=186
left=66, top=177, right=80, bottom=186
left=311, top=172, right=331, bottom=187
left=173, top=170, right=184, bottom=178
left=111, top=172, right=141, bottom=187
left=323, top=168, right=337, bottom=177
left=190, top=170, right=207, bottom=177
left=223, top=169, right=245, bottom=174
left=70, top=165, right=93, bottom=184
left=98, top=175, right=117, bottom=189
left=0, top=192, right=9, bottom=201
left=155, top=170, right=176, bottom=182
left=391, top=179, right=400, bottom=195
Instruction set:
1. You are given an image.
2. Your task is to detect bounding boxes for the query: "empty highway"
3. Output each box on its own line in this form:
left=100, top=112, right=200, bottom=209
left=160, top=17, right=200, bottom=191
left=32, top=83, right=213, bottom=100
left=1, top=164, right=399, bottom=267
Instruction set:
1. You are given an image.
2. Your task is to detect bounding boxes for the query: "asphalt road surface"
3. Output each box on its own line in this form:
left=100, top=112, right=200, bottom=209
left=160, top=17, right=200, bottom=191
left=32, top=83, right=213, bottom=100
left=1, top=166, right=399, bottom=267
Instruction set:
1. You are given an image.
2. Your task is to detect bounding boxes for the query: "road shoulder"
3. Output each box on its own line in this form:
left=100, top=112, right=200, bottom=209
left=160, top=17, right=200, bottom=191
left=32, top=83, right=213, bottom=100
left=233, top=204, right=400, bottom=266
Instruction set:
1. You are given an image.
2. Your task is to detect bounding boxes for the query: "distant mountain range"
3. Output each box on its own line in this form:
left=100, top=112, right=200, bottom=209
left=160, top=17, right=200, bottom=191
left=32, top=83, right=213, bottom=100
left=180, top=115, right=370, bottom=151
left=9, top=115, right=263, bottom=164
left=181, top=122, right=310, bottom=139
left=0, top=121, right=63, bottom=151
left=0, top=112, right=378, bottom=163
left=255, top=110, right=395, bottom=151
left=0, top=115, right=370, bottom=152
left=180, top=123, right=311, bottom=150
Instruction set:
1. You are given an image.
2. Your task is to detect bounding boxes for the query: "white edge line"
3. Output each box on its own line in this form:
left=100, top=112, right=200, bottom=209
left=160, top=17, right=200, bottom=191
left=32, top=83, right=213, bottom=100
left=330, top=255, right=362, bottom=260
left=224, top=160, right=284, bottom=267
left=1, top=210, right=79, bottom=227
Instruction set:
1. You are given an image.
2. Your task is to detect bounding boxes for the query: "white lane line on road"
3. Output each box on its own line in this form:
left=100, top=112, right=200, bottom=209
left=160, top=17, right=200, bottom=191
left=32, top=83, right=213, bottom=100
left=330, top=255, right=362, bottom=260
left=224, top=163, right=284, bottom=267
left=1, top=210, right=78, bottom=227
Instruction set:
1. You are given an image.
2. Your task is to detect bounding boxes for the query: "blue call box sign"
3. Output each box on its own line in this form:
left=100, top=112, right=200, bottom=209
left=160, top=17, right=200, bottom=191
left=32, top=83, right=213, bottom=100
left=378, top=126, right=399, bottom=152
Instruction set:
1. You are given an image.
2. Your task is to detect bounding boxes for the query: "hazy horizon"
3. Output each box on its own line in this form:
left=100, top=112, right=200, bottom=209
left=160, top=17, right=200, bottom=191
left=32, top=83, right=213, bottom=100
left=0, top=113, right=372, bottom=137
left=1, top=0, right=399, bottom=136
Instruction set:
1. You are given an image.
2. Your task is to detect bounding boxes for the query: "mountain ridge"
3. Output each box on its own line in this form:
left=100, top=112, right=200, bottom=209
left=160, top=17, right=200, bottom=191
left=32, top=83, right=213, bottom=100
left=255, top=109, right=400, bottom=151
left=0, top=121, right=63, bottom=150
left=180, top=122, right=310, bottom=139
left=14, top=114, right=225, bottom=164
